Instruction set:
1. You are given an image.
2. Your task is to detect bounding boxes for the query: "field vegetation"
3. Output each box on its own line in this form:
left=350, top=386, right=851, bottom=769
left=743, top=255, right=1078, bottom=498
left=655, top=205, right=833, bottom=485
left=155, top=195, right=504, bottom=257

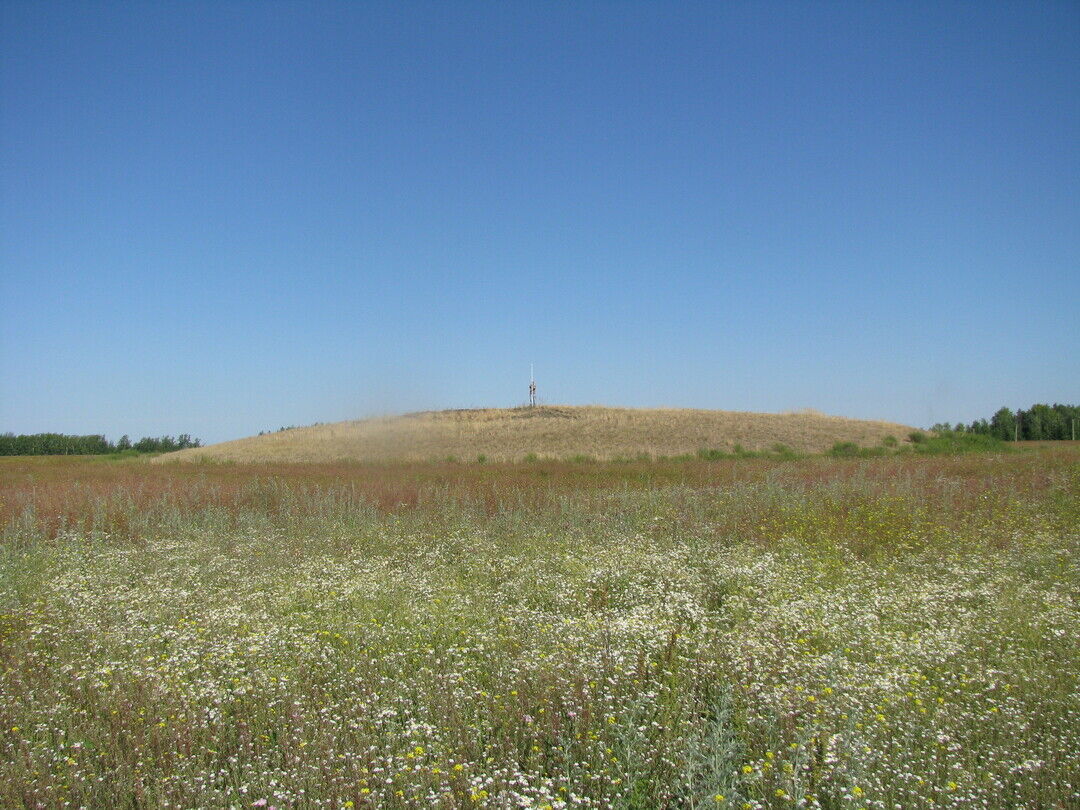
left=1, top=445, right=1078, bottom=809
left=163, top=406, right=916, bottom=464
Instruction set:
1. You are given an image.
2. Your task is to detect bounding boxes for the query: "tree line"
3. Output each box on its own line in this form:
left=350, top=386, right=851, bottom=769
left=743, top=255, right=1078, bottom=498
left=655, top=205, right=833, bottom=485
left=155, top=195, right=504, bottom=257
left=932, top=403, right=1080, bottom=441
left=0, top=433, right=201, bottom=456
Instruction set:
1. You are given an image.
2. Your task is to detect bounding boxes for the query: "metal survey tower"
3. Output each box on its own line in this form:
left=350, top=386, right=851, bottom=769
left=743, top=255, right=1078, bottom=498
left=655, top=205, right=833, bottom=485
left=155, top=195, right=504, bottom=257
left=529, top=365, right=537, bottom=407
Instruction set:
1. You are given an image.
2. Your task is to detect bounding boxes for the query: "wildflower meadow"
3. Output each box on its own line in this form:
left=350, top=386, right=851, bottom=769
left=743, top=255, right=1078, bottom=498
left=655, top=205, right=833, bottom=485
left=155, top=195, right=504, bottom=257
left=1, top=448, right=1077, bottom=809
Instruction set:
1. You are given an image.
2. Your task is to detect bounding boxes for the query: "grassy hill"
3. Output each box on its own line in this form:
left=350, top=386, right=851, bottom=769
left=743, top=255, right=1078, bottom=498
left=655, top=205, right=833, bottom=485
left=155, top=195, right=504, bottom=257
left=162, top=405, right=916, bottom=463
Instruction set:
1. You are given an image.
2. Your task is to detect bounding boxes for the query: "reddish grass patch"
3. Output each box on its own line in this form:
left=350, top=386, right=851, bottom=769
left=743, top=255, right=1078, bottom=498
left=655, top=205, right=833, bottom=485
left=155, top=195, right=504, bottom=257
left=2, top=446, right=1075, bottom=540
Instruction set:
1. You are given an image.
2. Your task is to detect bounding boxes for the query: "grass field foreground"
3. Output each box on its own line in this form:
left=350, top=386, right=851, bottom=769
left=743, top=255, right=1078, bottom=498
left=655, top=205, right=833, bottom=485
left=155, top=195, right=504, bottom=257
left=1, top=448, right=1078, bottom=808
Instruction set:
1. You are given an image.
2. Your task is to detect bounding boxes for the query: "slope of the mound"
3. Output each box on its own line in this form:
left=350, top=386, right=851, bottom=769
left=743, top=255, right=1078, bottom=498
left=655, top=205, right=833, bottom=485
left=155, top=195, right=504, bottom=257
left=162, top=406, right=915, bottom=463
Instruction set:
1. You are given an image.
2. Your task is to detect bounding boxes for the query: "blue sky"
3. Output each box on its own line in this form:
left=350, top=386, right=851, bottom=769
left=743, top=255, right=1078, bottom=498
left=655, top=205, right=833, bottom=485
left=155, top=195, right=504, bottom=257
left=2, top=1, right=1077, bottom=443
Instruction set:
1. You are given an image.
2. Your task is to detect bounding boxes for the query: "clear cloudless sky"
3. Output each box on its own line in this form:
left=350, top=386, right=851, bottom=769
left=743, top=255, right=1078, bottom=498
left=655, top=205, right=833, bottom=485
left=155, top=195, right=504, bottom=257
left=2, top=1, right=1077, bottom=443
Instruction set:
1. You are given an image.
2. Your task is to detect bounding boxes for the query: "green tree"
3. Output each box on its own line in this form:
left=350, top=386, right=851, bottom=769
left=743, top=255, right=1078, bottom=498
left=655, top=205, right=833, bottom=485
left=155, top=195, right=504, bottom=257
left=990, top=407, right=1016, bottom=441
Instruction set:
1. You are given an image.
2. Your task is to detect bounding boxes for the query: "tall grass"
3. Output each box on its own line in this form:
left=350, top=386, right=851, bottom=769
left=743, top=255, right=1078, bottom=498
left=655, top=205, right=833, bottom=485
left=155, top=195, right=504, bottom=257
left=1, top=450, right=1077, bottom=808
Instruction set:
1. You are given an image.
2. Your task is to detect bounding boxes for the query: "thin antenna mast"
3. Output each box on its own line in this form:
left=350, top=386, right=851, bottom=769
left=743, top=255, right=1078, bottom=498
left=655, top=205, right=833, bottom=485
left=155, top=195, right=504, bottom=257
left=529, top=365, right=537, bottom=407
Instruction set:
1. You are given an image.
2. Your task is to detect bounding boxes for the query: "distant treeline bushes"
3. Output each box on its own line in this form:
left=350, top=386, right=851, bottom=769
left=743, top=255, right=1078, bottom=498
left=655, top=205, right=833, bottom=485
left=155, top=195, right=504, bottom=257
left=0, top=433, right=200, bottom=456
left=932, top=403, right=1080, bottom=441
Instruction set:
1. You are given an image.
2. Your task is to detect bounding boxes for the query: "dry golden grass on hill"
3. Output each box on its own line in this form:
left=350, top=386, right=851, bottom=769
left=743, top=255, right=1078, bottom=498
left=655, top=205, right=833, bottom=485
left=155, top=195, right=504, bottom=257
left=163, top=405, right=916, bottom=463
